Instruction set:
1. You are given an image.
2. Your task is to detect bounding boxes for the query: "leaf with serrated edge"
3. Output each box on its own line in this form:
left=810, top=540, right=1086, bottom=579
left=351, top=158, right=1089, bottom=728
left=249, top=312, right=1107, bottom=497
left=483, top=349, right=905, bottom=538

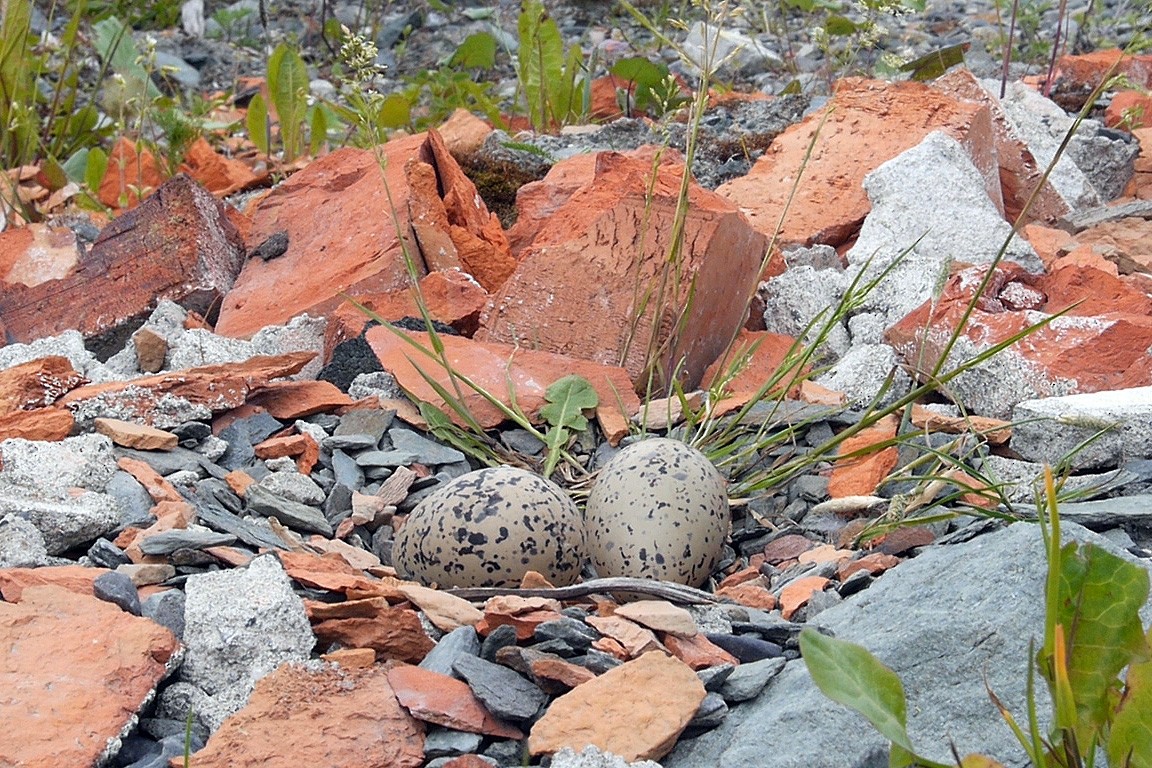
left=1108, top=626, right=1152, bottom=768
left=539, top=375, right=598, bottom=432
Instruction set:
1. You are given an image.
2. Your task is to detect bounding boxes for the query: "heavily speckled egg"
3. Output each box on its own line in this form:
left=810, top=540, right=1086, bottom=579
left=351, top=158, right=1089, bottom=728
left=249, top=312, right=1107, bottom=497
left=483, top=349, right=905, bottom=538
left=392, top=467, right=586, bottom=589
left=584, top=438, right=728, bottom=587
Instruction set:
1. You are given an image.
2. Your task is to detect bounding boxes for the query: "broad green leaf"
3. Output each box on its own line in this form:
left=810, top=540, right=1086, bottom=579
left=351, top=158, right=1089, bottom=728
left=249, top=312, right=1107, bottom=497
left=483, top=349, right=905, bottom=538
left=84, top=145, right=108, bottom=192
left=1108, top=627, right=1152, bottom=768
left=823, top=15, right=858, bottom=36
left=539, top=375, right=598, bottom=432
left=246, top=92, right=270, bottom=155
left=92, top=17, right=160, bottom=99
left=308, top=104, right=327, bottom=156
left=1043, top=541, right=1150, bottom=748
left=268, top=43, right=309, bottom=161
left=62, top=147, right=90, bottom=182
left=958, top=756, right=1007, bottom=768
left=610, top=56, right=664, bottom=86
left=899, top=43, right=969, bottom=81
left=377, top=93, right=412, bottom=130
left=800, top=629, right=949, bottom=767
left=451, top=32, right=497, bottom=70
left=518, top=0, right=565, bottom=130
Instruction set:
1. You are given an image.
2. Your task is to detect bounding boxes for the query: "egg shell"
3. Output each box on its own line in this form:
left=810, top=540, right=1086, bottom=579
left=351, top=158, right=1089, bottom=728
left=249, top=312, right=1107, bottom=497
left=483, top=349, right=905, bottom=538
left=585, top=438, right=728, bottom=587
left=392, top=467, right=586, bottom=589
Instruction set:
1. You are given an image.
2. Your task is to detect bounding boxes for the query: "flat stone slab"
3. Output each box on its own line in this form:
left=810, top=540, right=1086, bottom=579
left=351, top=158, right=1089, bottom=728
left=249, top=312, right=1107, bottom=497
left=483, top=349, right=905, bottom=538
left=1011, top=386, right=1152, bottom=470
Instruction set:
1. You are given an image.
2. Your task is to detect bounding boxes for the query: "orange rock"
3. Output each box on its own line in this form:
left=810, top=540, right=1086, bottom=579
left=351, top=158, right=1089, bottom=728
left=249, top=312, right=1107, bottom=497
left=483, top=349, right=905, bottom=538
left=476, top=608, right=565, bottom=641
left=529, top=655, right=599, bottom=689
left=585, top=614, right=663, bottom=658
left=442, top=756, right=497, bottom=768
left=798, top=379, right=847, bottom=406
left=387, top=664, right=524, bottom=738
left=0, top=225, right=81, bottom=288
left=714, top=582, right=778, bottom=611
left=1065, top=217, right=1152, bottom=278
left=590, top=636, right=628, bottom=660
left=98, top=137, right=166, bottom=210
left=0, top=565, right=107, bottom=601
left=279, top=550, right=393, bottom=596
left=320, top=647, right=378, bottom=669
left=397, top=584, right=484, bottom=632
left=886, top=264, right=1152, bottom=415
left=762, top=534, right=815, bottom=563
left=327, top=270, right=489, bottom=356
left=217, top=131, right=508, bottom=338
left=57, top=352, right=314, bottom=426
left=480, top=147, right=767, bottom=391
left=717, top=78, right=994, bottom=272
left=0, top=407, right=74, bottom=441
left=366, top=327, right=639, bottom=429
left=908, top=405, right=1012, bottom=445
left=873, top=525, right=936, bottom=556
left=0, top=586, right=180, bottom=768
left=116, top=457, right=183, bottom=503
left=94, top=417, right=178, bottom=451
left=827, top=415, right=900, bottom=498
left=528, top=651, right=705, bottom=761
left=247, top=380, right=354, bottom=419
left=1023, top=224, right=1076, bottom=269
left=312, top=607, right=435, bottom=664
left=700, top=330, right=801, bottom=399
left=436, top=108, right=494, bottom=157
left=1049, top=49, right=1152, bottom=110
left=717, top=565, right=762, bottom=590
left=614, top=600, right=698, bottom=638
left=663, top=632, right=740, bottom=670
left=183, top=663, right=424, bottom=768
left=1, top=175, right=245, bottom=346
left=778, top=575, right=830, bottom=620
left=224, top=469, right=255, bottom=497
left=180, top=136, right=260, bottom=196
left=839, top=552, right=902, bottom=580
left=797, top=543, right=855, bottom=566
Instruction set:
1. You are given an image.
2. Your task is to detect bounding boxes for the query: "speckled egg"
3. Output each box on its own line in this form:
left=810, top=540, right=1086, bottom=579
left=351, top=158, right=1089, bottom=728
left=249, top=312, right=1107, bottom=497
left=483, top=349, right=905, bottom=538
left=584, top=438, right=728, bottom=587
left=392, top=467, right=586, bottom=589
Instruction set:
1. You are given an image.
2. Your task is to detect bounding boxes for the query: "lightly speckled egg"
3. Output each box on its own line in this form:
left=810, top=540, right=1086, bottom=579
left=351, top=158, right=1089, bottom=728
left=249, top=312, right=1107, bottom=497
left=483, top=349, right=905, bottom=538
left=392, top=467, right=586, bottom=589
left=584, top=438, right=729, bottom=588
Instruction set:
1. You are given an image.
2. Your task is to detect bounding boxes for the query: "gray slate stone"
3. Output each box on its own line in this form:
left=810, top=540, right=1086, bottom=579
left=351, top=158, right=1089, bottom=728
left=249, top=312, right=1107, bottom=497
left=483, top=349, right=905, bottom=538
left=719, top=657, right=785, bottom=702
left=423, top=726, right=483, bottom=759
left=138, top=528, right=238, bottom=555
left=665, top=522, right=1152, bottom=768
left=176, top=555, right=314, bottom=730
left=335, top=408, right=394, bottom=439
left=245, top=484, right=334, bottom=536
left=190, top=484, right=287, bottom=551
left=1011, top=386, right=1152, bottom=470
left=420, top=625, right=481, bottom=676
left=452, top=653, right=549, bottom=722
left=142, top=588, right=186, bottom=639
left=93, top=570, right=142, bottom=615
left=389, top=427, right=466, bottom=465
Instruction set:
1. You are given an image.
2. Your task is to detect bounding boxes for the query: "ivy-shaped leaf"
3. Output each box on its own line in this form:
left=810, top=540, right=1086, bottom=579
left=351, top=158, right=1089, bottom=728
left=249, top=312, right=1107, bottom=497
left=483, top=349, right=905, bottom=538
left=540, top=375, right=598, bottom=431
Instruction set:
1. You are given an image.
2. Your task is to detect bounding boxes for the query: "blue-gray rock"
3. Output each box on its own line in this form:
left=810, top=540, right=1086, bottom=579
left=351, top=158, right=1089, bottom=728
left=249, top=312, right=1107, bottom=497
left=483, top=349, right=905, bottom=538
left=419, top=626, right=481, bottom=676
left=117, top=731, right=205, bottom=768
left=685, top=691, right=729, bottom=731
left=323, top=483, right=354, bottom=525
left=355, top=449, right=421, bottom=468
left=116, top=446, right=207, bottom=476
left=665, top=523, right=1152, bottom=768
left=335, top=408, right=394, bottom=439
left=323, top=433, right=380, bottom=451
left=0, top=513, right=49, bottom=567
left=389, top=427, right=466, bottom=465
left=138, top=528, right=238, bottom=556
left=217, top=413, right=283, bottom=470
left=423, top=726, right=483, bottom=759
left=572, top=649, right=623, bottom=675
left=189, top=484, right=286, bottom=551
left=479, top=623, right=519, bottom=662
left=87, top=537, right=132, bottom=568
left=171, top=555, right=314, bottom=730
left=534, top=616, right=600, bottom=652
left=93, top=570, right=141, bottom=615
left=719, top=657, right=785, bottom=702
left=330, top=450, right=366, bottom=488
left=705, top=633, right=782, bottom=663
left=105, top=469, right=156, bottom=527
left=452, top=653, right=549, bottom=722
left=244, top=485, right=334, bottom=536
left=142, top=588, right=186, bottom=639
left=697, top=663, right=736, bottom=693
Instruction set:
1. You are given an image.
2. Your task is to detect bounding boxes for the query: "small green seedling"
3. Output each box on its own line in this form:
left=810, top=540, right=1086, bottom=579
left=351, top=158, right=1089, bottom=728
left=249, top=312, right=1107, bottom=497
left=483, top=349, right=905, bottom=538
left=539, top=375, right=599, bottom=478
